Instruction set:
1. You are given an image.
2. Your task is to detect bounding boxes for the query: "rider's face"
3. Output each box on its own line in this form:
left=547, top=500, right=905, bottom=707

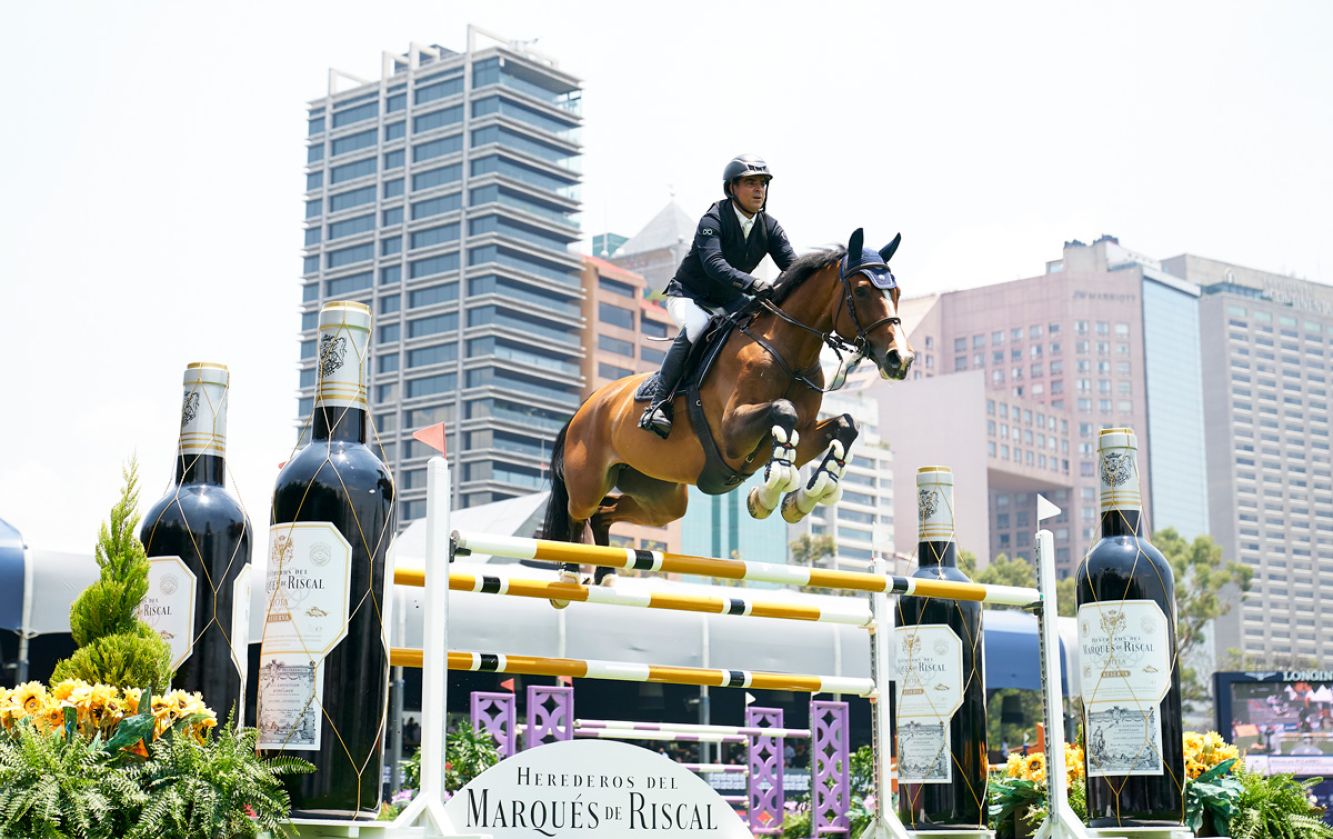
left=730, top=176, right=768, bottom=216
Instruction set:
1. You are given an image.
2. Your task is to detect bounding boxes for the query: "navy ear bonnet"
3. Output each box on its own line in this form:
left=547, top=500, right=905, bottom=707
left=841, top=246, right=898, bottom=290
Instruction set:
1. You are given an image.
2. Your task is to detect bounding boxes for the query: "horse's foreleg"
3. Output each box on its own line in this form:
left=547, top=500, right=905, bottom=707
left=721, top=399, right=802, bottom=520
left=781, top=414, right=859, bottom=523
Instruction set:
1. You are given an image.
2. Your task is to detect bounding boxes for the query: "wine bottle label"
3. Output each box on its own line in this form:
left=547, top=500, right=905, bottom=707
left=256, top=653, right=324, bottom=751
left=179, top=363, right=229, bottom=457
left=230, top=565, right=252, bottom=718
left=315, top=302, right=371, bottom=409
left=139, top=556, right=197, bottom=671
left=1097, top=428, right=1142, bottom=513
left=916, top=466, right=955, bottom=542
left=1079, top=600, right=1171, bottom=777
left=257, top=523, right=353, bottom=751
left=894, top=624, right=964, bottom=784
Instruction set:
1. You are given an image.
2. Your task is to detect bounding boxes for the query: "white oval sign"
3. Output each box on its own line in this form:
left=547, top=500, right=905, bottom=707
left=443, top=739, right=752, bottom=837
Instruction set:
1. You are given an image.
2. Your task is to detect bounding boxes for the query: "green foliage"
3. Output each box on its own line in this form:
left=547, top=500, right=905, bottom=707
left=845, top=744, right=876, bottom=837
left=120, top=717, right=312, bottom=839
left=0, top=710, right=311, bottom=839
left=403, top=721, right=500, bottom=794
left=1152, top=527, right=1252, bottom=714
left=987, top=776, right=1044, bottom=838
left=1055, top=576, right=1077, bottom=617
left=780, top=807, right=811, bottom=838
left=958, top=549, right=977, bottom=576
left=51, top=626, right=172, bottom=696
left=789, top=534, right=836, bottom=568
left=1227, top=769, right=1333, bottom=838
left=986, top=689, right=1045, bottom=752
left=1184, top=758, right=1244, bottom=834
left=0, top=720, right=141, bottom=838
left=51, top=460, right=172, bottom=693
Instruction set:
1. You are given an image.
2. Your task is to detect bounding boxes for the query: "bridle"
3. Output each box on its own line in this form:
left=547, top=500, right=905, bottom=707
left=737, top=255, right=901, bottom=393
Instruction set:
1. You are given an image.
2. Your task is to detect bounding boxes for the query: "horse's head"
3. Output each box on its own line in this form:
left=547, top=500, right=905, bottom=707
left=832, top=228, right=915, bottom=380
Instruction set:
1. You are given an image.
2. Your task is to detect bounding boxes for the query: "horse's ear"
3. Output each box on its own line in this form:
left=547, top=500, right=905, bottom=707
left=879, top=233, right=902, bottom=263
left=847, top=228, right=864, bottom=260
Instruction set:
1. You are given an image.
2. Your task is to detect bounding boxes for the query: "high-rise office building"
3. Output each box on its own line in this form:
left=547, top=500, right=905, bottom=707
left=1167, top=255, right=1333, bottom=664
left=298, top=31, right=583, bottom=522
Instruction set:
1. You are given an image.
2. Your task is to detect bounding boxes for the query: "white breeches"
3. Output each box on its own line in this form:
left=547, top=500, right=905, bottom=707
left=667, top=296, right=715, bottom=343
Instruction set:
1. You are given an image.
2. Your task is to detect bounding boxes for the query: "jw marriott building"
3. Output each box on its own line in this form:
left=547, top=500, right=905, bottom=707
left=298, top=32, right=583, bottom=521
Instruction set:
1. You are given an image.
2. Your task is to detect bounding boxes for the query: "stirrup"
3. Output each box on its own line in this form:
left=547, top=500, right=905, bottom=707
left=639, top=404, right=672, bottom=439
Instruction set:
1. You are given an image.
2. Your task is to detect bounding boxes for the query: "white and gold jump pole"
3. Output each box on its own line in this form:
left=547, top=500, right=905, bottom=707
left=451, top=532, right=1039, bottom=607
left=861, top=555, right=911, bottom=839
left=393, top=567, right=874, bottom=626
left=1033, top=495, right=1095, bottom=839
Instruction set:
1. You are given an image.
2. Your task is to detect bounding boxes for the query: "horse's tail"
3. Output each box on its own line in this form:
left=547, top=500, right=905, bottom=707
left=539, top=419, right=574, bottom=542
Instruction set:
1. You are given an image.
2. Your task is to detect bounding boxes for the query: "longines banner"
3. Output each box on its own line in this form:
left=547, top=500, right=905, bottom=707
left=443, top=739, right=752, bottom=837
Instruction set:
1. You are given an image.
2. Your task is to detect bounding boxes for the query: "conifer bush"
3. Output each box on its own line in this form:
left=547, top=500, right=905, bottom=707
left=51, top=460, right=172, bottom=693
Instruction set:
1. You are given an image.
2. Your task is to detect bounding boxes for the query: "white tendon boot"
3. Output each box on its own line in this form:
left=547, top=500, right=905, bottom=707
left=549, top=566, right=579, bottom=609
left=781, top=441, right=847, bottom=523
left=747, top=427, right=801, bottom=519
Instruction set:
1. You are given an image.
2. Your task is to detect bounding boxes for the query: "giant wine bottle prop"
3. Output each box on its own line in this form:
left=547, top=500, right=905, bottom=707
left=895, top=466, right=988, bottom=829
left=140, top=363, right=252, bottom=720
left=1077, top=427, right=1184, bottom=828
left=258, top=301, right=394, bottom=819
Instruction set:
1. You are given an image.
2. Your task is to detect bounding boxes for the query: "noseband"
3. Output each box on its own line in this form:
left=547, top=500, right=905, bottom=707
left=741, top=256, right=901, bottom=393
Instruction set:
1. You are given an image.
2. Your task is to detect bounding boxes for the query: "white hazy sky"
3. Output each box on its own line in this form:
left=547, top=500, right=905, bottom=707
left=1, top=1, right=1330, bottom=553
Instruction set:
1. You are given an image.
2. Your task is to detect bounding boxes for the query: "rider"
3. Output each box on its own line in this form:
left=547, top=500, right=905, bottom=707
left=639, top=154, right=800, bottom=437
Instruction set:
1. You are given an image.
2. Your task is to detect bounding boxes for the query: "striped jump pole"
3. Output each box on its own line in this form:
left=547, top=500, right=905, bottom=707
left=394, top=568, right=873, bottom=626
left=573, top=728, right=747, bottom=744
left=388, top=647, right=876, bottom=696
left=683, top=763, right=748, bottom=774
left=452, top=531, right=1039, bottom=607
left=576, top=719, right=811, bottom=739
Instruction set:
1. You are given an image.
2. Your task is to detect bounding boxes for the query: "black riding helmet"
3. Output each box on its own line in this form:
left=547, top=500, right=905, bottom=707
left=722, top=154, right=773, bottom=202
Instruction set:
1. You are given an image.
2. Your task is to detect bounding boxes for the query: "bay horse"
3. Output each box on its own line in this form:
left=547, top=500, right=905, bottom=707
left=540, top=229, right=914, bottom=578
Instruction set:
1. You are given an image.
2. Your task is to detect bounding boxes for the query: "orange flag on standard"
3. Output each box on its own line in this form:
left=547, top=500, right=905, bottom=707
left=413, top=422, right=447, bottom=456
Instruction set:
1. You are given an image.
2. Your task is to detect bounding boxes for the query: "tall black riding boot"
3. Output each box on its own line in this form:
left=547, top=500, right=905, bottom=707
left=638, top=332, right=692, bottom=438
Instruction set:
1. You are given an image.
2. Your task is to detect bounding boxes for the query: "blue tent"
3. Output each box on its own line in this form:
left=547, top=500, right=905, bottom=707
left=981, top=608, right=1071, bottom=695
left=0, top=517, right=25, bottom=632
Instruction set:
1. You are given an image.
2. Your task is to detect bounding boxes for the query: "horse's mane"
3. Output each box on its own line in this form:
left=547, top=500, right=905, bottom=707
left=771, top=246, right=846, bottom=305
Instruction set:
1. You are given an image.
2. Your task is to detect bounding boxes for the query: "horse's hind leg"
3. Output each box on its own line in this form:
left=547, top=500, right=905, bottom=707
left=781, top=413, right=859, bottom=523
left=589, top=470, right=689, bottom=584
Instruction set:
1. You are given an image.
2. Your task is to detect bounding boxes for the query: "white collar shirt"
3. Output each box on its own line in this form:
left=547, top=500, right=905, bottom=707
left=733, top=202, right=758, bottom=239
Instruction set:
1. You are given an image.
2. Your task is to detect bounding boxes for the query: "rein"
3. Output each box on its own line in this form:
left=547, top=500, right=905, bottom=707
left=736, top=261, right=900, bottom=394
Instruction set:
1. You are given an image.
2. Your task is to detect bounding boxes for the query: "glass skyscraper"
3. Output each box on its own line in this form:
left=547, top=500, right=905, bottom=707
left=299, top=33, right=583, bottom=522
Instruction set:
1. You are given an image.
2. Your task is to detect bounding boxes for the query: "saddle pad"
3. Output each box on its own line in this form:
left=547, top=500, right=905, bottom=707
left=633, top=315, right=736, bottom=403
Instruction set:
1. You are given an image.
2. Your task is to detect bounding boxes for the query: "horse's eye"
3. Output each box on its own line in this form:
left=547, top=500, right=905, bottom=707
left=854, top=285, right=868, bottom=298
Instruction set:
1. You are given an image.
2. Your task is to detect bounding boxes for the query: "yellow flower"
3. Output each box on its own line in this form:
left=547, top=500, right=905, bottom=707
left=1021, top=752, right=1047, bottom=782
left=1004, top=753, right=1025, bottom=778
left=50, top=679, right=89, bottom=702
left=1065, top=743, right=1085, bottom=782
left=122, top=688, right=142, bottom=715
left=10, top=682, right=48, bottom=720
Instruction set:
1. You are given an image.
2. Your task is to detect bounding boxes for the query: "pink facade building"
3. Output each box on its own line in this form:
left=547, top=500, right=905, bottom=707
left=868, top=236, right=1204, bottom=576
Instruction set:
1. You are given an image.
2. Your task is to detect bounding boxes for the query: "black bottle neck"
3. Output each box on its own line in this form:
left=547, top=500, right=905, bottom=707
left=176, top=453, right=225, bottom=485
left=312, top=403, right=368, bottom=444
left=1100, top=507, right=1144, bottom=538
left=916, top=540, right=958, bottom=568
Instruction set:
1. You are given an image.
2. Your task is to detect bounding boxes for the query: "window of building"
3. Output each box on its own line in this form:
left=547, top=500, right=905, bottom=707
left=330, top=156, right=376, bottom=184
left=599, top=277, right=636, bottom=298
left=598, top=301, right=634, bottom=330
left=598, top=334, right=634, bottom=356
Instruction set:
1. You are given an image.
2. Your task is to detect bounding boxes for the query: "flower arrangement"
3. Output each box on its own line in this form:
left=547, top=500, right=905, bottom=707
left=1, top=680, right=217, bottom=745
left=0, top=679, right=309, bottom=838
left=985, top=730, right=1333, bottom=838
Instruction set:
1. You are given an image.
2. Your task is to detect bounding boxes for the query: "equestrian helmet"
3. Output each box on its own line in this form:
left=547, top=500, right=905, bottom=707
left=723, top=154, right=772, bottom=196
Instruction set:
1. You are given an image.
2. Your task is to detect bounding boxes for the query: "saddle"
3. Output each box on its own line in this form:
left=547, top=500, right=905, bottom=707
left=634, top=310, right=754, bottom=495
